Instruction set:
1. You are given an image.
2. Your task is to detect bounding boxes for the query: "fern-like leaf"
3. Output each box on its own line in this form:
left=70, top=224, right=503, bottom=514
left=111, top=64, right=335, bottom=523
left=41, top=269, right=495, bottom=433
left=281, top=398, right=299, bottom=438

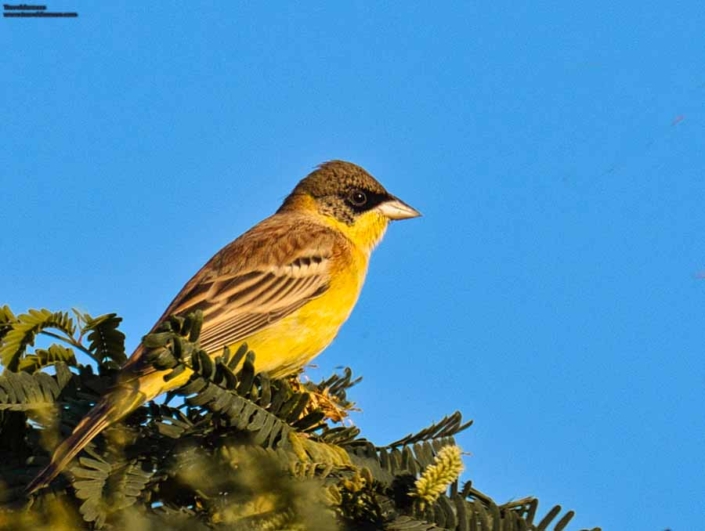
left=82, top=313, right=127, bottom=366
left=18, top=344, right=77, bottom=373
left=72, top=456, right=112, bottom=526
left=0, top=309, right=75, bottom=371
left=0, top=362, right=72, bottom=411
left=384, top=411, right=472, bottom=449
left=0, top=305, right=17, bottom=343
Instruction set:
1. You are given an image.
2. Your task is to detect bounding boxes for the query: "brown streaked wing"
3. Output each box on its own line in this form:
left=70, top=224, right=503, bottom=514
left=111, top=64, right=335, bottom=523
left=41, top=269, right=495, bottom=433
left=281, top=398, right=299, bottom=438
left=193, top=263, right=330, bottom=353
left=121, top=215, right=338, bottom=377
left=165, top=252, right=332, bottom=350
left=197, top=282, right=328, bottom=353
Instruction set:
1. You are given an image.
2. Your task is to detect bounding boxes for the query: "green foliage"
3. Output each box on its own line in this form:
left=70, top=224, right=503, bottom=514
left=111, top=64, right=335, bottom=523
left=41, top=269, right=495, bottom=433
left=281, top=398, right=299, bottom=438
left=0, top=309, right=76, bottom=371
left=0, top=306, right=601, bottom=530
left=79, top=312, right=127, bottom=368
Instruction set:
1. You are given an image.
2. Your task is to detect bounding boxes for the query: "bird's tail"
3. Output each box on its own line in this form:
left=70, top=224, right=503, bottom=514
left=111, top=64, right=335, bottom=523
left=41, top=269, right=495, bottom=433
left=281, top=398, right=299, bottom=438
left=25, top=384, right=147, bottom=494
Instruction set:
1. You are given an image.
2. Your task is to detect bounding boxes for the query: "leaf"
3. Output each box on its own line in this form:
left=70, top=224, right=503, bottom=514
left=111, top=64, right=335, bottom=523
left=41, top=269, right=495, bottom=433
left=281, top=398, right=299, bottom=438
left=0, top=305, right=17, bottom=343
left=0, top=309, right=75, bottom=371
left=18, top=344, right=77, bottom=373
left=82, top=313, right=127, bottom=365
left=384, top=411, right=472, bottom=449
left=0, top=364, right=72, bottom=412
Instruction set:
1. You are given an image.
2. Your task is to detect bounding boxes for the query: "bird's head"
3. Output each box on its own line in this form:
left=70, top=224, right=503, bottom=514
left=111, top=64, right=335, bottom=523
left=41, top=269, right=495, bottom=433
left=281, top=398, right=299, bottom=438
left=279, top=160, right=421, bottom=253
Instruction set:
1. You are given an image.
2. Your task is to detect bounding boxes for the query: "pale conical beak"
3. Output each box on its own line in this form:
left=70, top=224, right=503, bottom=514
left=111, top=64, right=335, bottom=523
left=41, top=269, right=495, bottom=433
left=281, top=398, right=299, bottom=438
left=375, top=196, right=422, bottom=220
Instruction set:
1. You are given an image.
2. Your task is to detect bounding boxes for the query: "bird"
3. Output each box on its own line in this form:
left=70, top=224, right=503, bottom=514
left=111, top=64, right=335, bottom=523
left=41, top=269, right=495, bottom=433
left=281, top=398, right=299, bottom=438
left=26, top=160, right=420, bottom=493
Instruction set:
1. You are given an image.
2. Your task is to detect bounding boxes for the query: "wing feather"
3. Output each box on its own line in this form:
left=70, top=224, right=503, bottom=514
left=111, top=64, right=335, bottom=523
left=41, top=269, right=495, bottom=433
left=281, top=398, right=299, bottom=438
left=123, top=215, right=338, bottom=377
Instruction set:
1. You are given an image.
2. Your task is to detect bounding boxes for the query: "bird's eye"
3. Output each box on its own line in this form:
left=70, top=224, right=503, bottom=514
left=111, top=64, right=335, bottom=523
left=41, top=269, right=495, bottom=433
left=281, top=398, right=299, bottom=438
left=348, top=190, right=368, bottom=207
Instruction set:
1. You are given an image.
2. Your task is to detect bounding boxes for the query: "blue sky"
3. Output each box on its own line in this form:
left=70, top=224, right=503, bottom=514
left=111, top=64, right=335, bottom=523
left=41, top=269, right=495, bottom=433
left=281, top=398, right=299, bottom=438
left=3, top=2, right=704, bottom=529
